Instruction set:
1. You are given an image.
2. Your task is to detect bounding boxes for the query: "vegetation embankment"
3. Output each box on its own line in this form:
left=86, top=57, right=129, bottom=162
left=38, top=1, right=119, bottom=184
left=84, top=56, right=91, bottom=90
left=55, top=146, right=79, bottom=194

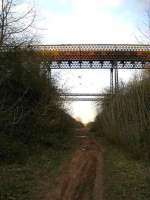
left=0, top=48, right=82, bottom=200
left=93, top=73, right=150, bottom=160
left=91, top=72, right=150, bottom=199
left=0, top=1, right=84, bottom=198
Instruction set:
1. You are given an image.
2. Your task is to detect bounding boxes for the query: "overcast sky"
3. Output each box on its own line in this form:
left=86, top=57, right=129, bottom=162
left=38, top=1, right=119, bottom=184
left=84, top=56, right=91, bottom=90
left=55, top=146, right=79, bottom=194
left=37, top=0, right=149, bottom=44
left=35, top=0, right=149, bottom=123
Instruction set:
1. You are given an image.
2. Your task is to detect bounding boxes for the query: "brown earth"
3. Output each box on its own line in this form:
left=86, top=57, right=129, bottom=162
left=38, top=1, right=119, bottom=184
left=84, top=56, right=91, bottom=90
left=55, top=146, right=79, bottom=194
left=48, top=129, right=104, bottom=200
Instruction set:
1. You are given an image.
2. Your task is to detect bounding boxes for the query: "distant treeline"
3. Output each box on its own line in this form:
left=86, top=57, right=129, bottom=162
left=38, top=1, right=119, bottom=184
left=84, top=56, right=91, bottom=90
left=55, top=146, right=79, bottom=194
left=92, top=71, right=150, bottom=160
left=0, top=49, right=82, bottom=163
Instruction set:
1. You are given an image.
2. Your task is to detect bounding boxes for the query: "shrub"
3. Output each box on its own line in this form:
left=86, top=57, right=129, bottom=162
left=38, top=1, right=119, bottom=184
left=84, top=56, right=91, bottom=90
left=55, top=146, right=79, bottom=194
left=0, top=48, right=77, bottom=162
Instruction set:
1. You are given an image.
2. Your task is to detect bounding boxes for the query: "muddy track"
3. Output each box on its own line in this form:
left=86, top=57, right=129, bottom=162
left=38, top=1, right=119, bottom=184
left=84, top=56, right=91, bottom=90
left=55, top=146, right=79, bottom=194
left=50, top=130, right=104, bottom=200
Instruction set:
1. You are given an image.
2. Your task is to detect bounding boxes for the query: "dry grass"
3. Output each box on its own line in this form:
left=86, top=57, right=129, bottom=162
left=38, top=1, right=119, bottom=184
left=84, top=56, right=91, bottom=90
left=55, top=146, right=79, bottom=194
left=94, top=73, right=150, bottom=160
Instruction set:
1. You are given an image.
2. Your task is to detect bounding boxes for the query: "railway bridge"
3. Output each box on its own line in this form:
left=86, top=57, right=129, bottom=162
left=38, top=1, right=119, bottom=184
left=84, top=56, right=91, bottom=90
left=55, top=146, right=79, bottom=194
left=2, top=44, right=150, bottom=101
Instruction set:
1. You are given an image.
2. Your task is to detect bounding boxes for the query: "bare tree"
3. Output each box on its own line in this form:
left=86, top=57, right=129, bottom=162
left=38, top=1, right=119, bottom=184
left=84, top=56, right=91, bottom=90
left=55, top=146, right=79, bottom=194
left=0, top=0, right=38, bottom=134
left=0, top=0, right=36, bottom=46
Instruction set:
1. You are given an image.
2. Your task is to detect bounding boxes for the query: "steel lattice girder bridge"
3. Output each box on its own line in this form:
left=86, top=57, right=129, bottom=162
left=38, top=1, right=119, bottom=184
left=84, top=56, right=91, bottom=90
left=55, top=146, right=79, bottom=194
left=33, top=44, right=150, bottom=100
left=31, top=44, right=150, bottom=69
left=1, top=44, right=150, bottom=69
left=1, top=44, right=150, bottom=101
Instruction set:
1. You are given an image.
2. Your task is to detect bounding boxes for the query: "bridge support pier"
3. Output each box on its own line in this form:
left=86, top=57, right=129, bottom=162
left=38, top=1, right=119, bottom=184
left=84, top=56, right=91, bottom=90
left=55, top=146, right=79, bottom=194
left=110, top=64, right=119, bottom=94
left=115, top=68, right=118, bottom=93
left=110, top=68, right=114, bottom=94
left=48, top=67, right=51, bottom=86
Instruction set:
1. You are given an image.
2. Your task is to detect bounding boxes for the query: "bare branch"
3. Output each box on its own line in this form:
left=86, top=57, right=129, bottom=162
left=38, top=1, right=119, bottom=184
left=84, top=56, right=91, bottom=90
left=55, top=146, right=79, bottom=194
left=0, top=0, right=37, bottom=46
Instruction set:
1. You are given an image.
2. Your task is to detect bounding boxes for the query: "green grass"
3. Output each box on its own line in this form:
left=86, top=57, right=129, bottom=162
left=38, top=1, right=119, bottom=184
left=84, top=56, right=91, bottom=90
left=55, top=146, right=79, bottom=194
left=103, top=141, right=150, bottom=200
left=0, top=147, right=73, bottom=200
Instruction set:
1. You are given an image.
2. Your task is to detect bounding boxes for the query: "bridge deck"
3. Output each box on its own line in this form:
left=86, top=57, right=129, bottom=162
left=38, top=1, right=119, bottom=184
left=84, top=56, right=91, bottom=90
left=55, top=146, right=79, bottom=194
left=33, top=44, right=150, bottom=63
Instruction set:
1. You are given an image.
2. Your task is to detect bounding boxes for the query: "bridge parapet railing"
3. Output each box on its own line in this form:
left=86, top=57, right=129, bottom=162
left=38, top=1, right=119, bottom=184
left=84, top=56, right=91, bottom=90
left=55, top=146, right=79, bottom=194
left=31, top=44, right=150, bottom=52
left=0, top=44, right=150, bottom=52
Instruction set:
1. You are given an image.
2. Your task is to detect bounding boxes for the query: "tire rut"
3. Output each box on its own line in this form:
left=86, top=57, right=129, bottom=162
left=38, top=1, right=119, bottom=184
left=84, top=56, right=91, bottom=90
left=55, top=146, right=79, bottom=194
left=50, top=130, right=103, bottom=200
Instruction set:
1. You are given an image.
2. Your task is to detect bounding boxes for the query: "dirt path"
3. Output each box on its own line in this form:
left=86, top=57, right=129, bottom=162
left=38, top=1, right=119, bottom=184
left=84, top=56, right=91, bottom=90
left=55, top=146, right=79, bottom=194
left=49, top=129, right=104, bottom=200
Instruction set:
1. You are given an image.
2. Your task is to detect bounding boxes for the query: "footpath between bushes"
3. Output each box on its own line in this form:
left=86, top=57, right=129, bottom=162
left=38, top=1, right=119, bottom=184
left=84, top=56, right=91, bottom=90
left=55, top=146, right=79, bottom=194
left=48, top=128, right=104, bottom=200
left=49, top=131, right=150, bottom=200
left=0, top=129, right=104, bottom=200
left=2, top=130, right=149, bottom=200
